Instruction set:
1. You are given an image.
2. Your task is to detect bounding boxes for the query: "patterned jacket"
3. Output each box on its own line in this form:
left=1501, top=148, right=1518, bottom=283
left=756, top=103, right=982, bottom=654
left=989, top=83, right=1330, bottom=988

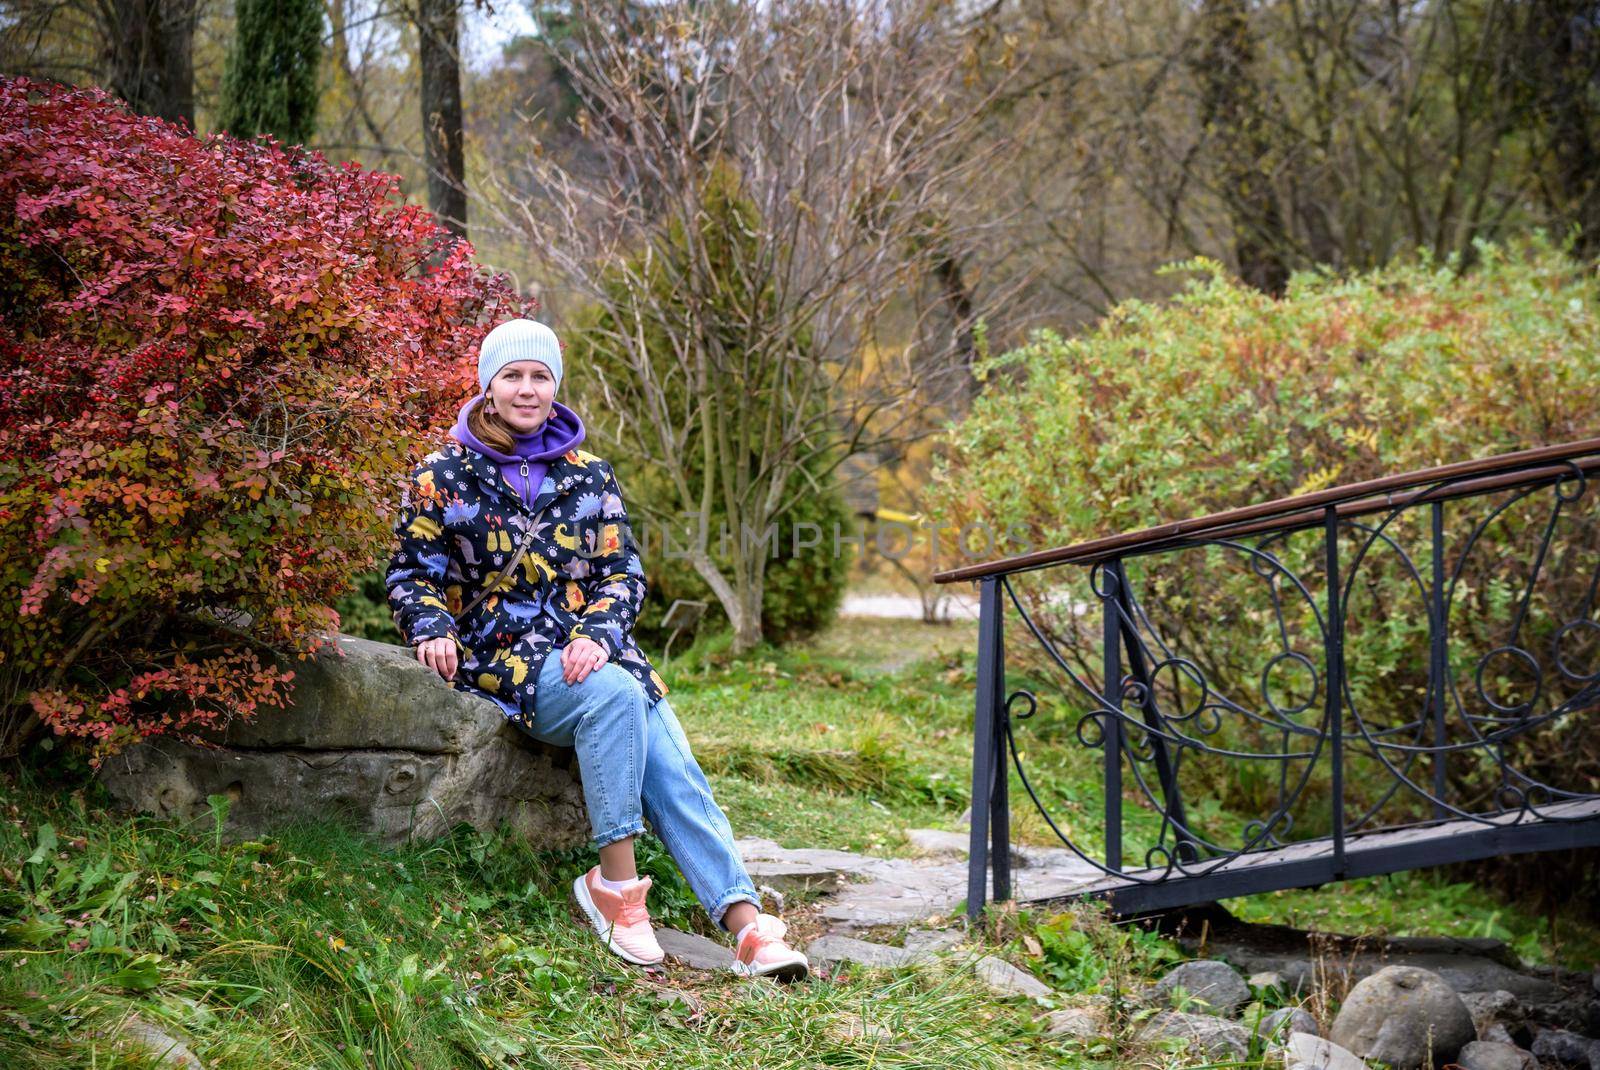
left=385, top=441, right=668, bottom=726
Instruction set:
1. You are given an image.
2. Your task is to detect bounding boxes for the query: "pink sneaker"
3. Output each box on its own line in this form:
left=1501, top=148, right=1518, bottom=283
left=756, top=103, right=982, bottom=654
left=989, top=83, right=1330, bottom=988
left=572, top=867, right=665, bottom=966
left=731, top=914, right=809, bottom=981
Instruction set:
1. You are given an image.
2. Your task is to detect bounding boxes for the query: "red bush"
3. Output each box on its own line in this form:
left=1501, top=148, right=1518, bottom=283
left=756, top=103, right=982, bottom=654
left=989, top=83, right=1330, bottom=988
left=0, top=77, right=526, bottom=761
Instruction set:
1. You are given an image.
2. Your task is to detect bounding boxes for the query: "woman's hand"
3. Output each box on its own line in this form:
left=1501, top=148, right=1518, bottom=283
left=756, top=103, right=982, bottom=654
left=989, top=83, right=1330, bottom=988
left=561, top=637, right=609, bottom=685
left=416, top=636, right=458, bottom=681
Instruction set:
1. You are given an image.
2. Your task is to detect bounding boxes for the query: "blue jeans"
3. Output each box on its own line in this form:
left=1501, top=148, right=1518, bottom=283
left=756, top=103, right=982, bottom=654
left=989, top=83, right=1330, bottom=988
left=510, top=651, right=761, bottom=929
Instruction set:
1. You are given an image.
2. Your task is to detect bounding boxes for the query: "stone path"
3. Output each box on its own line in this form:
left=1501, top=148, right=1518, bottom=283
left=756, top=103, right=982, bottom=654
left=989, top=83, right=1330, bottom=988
left=648, top=829, right=1597, bottom=1070
left=652, top=827, right=1106, bottom=994
left=838, top=593, right=980, bottom=620
left=736, top=831, right=1104, bottom=931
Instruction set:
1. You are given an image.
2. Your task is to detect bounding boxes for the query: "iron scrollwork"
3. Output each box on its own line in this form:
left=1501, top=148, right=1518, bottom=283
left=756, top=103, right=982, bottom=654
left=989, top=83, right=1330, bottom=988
left=955, top=445, right=1600, bottom=917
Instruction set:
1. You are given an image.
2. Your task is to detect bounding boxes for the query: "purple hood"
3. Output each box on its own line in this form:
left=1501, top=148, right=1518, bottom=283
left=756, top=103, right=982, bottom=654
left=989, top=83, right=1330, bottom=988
left=450, top=397, right=586, bottom=507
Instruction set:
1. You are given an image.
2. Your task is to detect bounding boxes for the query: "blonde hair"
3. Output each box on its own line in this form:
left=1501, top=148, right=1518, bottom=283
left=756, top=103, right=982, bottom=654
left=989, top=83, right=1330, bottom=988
left=465, top=394, right=517, bottom=454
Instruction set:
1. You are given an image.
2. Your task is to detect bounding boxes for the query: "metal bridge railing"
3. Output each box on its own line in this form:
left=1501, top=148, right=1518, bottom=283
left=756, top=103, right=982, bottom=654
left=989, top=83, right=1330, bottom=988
left=934, top=438, right=1600, bottom=918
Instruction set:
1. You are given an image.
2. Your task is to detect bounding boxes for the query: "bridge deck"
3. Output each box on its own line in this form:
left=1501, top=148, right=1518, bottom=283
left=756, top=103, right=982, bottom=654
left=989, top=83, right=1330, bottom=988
left=1039, top=798, right=1600, bottom=915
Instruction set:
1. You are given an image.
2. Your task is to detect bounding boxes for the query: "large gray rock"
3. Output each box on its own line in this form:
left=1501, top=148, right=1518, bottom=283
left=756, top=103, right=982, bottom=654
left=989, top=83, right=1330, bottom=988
left=1138, top=1010, right=1249, bottom=1060
left=806, top=935, right=922, bottom=971
left=742, top=860, right=845, bottom=896
left=1046, top=1001, right=1109, bottom=1040
left=1283, top=1032, right=1366, bottom=1070
left=1261, top=1006, right=1320, bottom=1041
left=1197, top=930, right=1565, bottom=1007
left=902, top=928, right=966, bottom=954
left=656, top=928, right=734, bottom=970
left=97, top=635, right=589, bottom=847
left=1329, top=965, right=1476, bottom=1069
left=1149, top=959, right=1251, bottom=1016
left=1454, top=1040, right=1537, bottom=1070
left=100, top=1015, right=204, bottom=1070
left=903, top=828, right=970, bottom=856
left=1461, top=991, right=1525, bottom=1042
left=1531, top=1028, right=1600, bottom=1070
left=973, top=955, right=1053, bottom=999
left=902, top=827, right=1030, bottom=868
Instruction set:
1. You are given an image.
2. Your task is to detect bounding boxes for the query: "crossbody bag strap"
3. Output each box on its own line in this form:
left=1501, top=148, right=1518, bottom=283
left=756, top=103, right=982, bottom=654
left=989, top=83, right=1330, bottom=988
left=453, top=515, right=541, bottom=625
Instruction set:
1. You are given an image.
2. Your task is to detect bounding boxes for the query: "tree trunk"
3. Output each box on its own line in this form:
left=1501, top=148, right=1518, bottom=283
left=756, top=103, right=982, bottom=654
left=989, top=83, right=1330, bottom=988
left=684, top=551, right=764, bottom=653
left=933, top=249, right=980, bottom=409
left=1519, top=0, right=1600, bottom=259
left=731, top=559, right=765, bottom=653
left=327, top=0, right=350, bottom=83
left=1195, top=0, right=1290, bottom=295
left=107, top=0, right=198, bottom=128
left=417, top=0, right=468, bottom=239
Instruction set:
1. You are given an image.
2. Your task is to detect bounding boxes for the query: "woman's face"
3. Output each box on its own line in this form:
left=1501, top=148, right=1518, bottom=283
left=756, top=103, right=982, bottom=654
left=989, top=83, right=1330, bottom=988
left=486, top=360, right=557, bottom=434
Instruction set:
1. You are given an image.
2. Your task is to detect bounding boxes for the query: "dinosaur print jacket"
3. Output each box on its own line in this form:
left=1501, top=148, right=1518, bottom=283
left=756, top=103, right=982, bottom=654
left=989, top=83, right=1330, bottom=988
left=385, top=441, right=668, bottom=727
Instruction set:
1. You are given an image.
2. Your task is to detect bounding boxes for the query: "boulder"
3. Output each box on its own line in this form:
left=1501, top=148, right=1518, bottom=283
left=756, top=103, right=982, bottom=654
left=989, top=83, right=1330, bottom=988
left=97, top=635, right=589, bottom=847
left=903, top=828, right=970, bottom=856
left=99, top=1015, right=204, bottom=1070
left=1195, top=930, right=1565, bottom=1006
left=1149, top=959, right=1251, bottom=1017
left=1139, top=1010, right=1249, bottom=1060
left=1283, top=1032, right=1366, bottom=1070
left=1454, top=1040, right=1538, bottom=1070
left=1329, top=965, right=1476, bottom=1069
left=902, top=928, right=966, bottom=954
left=1261, top=1006, right=1320, bottom=1041
left=742, top=860, right=846, bottom=895
left=973, top=955, right=1052, bottom=999
left=1460, top=991, right=1526, bottom=1043
left=806, top=935, right=922, bottom=971
left=1046, top=1001, right=1109, bottom=1040
left=1531, top=1028, right=1600, bottom=1070
left=656, top=928, right=734, bottom=970
left=1482, top=1024, right=1519, bottom=1047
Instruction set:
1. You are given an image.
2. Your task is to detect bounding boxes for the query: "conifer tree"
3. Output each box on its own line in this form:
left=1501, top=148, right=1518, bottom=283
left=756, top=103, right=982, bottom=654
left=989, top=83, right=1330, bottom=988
left=218, top=0, right=323, bottom=145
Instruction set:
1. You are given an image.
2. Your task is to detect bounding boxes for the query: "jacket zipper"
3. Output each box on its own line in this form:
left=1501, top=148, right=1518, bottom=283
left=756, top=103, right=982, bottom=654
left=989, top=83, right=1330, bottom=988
left=519, top=460, right=530, bottom=507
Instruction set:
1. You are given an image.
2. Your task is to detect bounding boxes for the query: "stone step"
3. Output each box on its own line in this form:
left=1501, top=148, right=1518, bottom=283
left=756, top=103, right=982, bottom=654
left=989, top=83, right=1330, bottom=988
left=743, top=860, right=848, bottom=895
left=806, top=935, right=925, bottom=970
left=656, top=928, right=734, bottom=971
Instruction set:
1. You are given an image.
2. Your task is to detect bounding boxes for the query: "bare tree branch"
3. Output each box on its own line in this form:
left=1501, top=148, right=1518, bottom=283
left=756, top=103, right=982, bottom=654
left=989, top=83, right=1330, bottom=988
left=472, top=0, right=1021, bottom=649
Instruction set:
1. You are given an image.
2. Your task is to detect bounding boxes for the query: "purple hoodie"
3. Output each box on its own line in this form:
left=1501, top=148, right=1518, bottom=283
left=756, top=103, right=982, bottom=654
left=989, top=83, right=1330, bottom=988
left=450, top=397, right=587, bottom=508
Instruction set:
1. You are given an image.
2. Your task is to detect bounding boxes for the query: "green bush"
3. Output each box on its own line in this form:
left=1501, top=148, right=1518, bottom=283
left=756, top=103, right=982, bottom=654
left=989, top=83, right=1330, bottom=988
left=929, top=236, right=1600, bottom=861
left=563, top=164, right=854, bottom=653
left=334, top=572, right=403, bottom=645
left=625, top=461, right=854, bottom=653
left=756, top=481, right=853, bottom=643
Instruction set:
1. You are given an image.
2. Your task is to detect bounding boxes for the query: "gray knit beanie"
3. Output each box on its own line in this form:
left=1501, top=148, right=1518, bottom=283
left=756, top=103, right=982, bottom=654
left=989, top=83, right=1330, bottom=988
left=478, top=319, right=563, bottom=394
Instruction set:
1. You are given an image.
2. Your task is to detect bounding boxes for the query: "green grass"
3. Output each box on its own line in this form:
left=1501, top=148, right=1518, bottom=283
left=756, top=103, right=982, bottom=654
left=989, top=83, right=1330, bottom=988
left=0, top=782, right=1058, bottom=1069
left=1224, top=870, right=1600, bottom=969
left=665, top=619, right=1600, bottom=970
left=662, top=621, right=978, bottom=856
left=2, top=613, right=1594, bottom=1068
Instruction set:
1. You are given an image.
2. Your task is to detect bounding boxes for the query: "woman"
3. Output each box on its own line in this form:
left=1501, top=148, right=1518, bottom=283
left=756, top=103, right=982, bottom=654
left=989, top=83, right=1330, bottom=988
left=386, top=318, right=808, bottom=980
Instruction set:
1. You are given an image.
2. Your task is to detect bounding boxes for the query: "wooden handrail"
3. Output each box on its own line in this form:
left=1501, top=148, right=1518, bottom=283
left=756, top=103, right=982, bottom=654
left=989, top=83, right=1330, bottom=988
left=932, top=436, right=1600, bottom=584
